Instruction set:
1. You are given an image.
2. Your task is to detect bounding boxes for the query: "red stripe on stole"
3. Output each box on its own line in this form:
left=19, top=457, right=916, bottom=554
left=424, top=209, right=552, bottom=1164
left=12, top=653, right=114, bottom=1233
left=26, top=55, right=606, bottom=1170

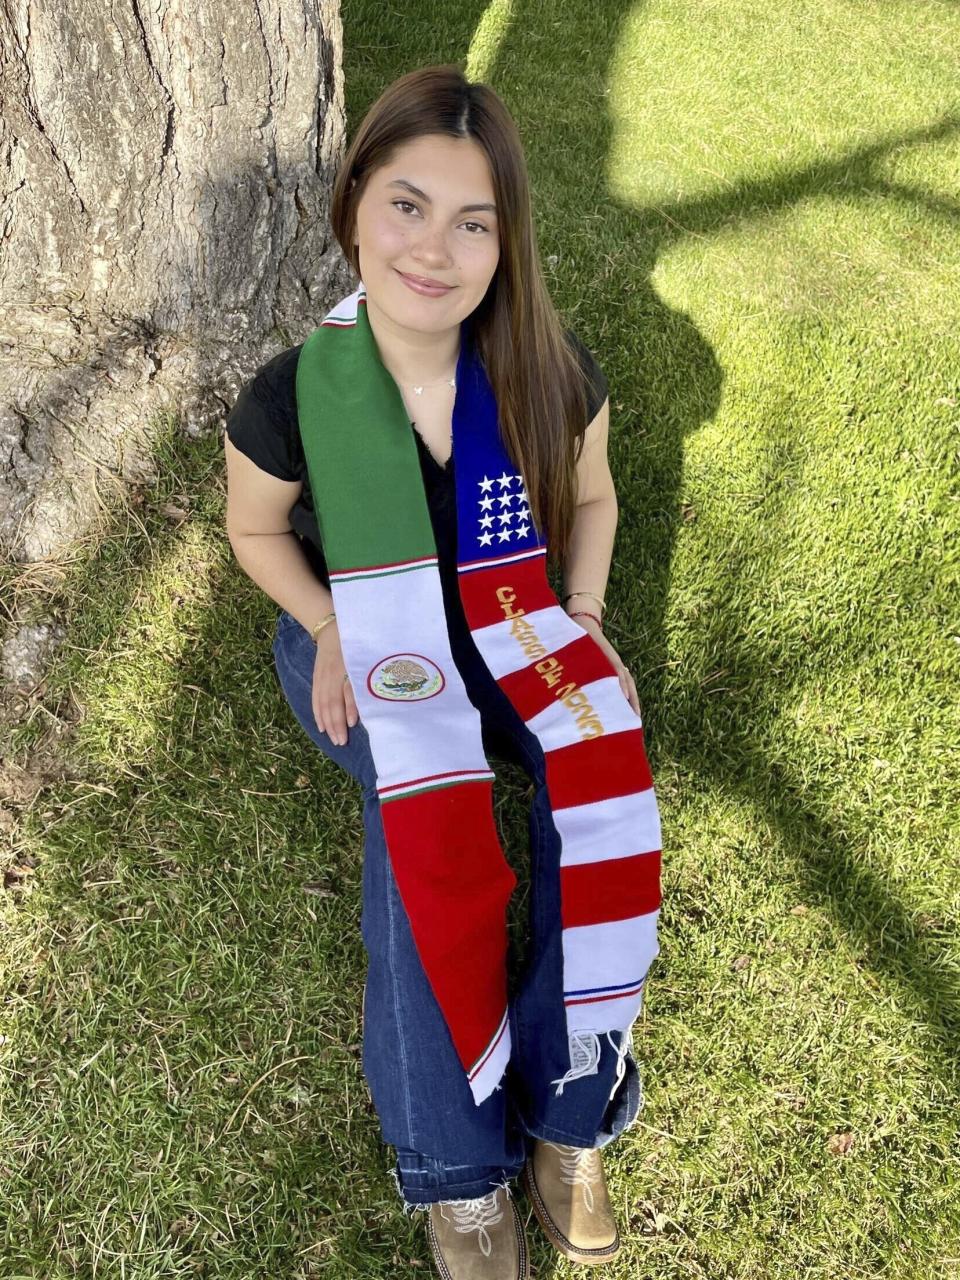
left=545, top=726, right=654, bottom=809
left=458, top=555, right=555, bottom=630
left=379, top=778, right=515, bottom=1075
left=561, top=849, right=662, bottom=928
left=499, top=631, right=618, bottom=722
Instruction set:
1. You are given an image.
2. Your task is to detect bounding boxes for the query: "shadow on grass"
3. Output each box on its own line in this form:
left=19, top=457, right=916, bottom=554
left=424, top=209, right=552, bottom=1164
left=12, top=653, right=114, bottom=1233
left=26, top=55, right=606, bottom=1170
left=5, top=0, right=958, bottom=1274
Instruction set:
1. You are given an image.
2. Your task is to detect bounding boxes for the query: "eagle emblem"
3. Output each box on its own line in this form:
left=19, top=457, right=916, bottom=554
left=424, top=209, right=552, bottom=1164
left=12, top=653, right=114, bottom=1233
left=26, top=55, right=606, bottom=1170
left=368, top=652, right=446, bottom=701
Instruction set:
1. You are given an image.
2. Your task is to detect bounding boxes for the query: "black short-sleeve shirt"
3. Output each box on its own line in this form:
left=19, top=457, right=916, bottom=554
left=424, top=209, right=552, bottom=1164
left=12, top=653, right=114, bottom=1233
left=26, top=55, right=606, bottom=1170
left=226, top=328, right=609, bottom=593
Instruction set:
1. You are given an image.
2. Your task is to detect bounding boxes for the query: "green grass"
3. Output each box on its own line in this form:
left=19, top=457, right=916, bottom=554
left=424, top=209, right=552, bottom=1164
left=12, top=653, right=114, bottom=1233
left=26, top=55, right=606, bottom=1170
left=2, top=0, right=958, bottom=1275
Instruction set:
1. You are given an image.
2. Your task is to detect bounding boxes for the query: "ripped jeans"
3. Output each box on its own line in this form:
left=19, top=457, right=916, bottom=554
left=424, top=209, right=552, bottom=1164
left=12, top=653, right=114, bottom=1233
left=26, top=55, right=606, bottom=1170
left=271, top=606, right=646, bottom=1210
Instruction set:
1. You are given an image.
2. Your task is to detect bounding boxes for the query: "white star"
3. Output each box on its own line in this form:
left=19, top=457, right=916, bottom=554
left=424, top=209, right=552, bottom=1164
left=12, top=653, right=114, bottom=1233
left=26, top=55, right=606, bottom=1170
left=498, top=511, right=514, bottom=525
left=498, top=493, right=514, bottom=508
left=516, top=505, right=530, bottom=521
left=497, top=528, right=512, bottom=542
left=478, top=495, right=495, bottom=511
left=478, top=475, right=495, bottom=492
left=497, top=471, right=514, bottom=488
left=478, top=513, right=495, bottom=529
left=515, top=522, right=530, bottom=539
left=478, top=530, right=494, bottom=546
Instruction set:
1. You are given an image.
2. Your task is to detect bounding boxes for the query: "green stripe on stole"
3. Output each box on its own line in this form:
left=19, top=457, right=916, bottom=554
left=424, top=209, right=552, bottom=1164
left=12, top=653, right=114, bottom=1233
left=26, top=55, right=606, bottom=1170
left=295, top=304, right=435, bottom=573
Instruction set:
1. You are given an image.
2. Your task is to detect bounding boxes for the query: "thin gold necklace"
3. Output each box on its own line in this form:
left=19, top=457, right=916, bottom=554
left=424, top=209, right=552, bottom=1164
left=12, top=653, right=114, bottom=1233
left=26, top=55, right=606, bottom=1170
left=397, top=373, right=457, bottom=396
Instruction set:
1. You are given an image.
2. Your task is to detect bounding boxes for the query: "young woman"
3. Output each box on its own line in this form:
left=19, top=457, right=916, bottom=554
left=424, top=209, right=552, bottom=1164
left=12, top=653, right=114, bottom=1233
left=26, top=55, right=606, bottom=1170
left=224, top=64, right=661, bottom=1280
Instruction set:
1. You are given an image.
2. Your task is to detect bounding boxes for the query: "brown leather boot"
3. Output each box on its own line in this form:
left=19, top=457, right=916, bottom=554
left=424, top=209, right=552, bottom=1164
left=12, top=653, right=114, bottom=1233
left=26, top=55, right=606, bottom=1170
left=522, top=1139, right=620, bottom=1264
left=427, top=1186, right=528, bottom=1279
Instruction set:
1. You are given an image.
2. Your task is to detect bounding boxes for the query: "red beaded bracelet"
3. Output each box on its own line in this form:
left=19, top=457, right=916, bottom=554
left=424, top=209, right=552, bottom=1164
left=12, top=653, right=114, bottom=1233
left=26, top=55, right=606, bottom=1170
left=569, top=609, right=602, bottom=628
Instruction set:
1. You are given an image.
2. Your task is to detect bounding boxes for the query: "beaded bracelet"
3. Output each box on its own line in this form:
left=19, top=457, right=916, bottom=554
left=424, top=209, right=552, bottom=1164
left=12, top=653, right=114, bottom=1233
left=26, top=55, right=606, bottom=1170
left=569, top=609, right=602, bottom=628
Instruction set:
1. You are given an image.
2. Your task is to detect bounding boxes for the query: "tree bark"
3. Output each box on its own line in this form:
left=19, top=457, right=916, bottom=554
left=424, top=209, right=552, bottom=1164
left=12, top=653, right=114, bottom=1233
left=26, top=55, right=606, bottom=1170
left=0, top=0, right=350, bottom=565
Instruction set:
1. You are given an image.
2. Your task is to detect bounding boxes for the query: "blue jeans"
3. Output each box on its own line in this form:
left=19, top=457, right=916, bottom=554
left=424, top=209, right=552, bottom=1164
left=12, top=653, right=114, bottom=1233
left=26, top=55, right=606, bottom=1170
left=271, top=607, right=645, bottom=1209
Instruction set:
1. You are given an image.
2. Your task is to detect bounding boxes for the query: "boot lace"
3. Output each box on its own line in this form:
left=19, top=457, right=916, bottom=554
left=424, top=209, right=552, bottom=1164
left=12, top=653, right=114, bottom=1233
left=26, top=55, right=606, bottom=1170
left=546, top=1142, right=601, bottom=1214
left=439, top=1188, right=505, bottom=1257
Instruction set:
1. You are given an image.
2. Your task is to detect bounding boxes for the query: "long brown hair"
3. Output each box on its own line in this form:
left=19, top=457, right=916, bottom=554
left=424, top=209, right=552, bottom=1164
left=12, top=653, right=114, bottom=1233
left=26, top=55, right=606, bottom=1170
left=329, top=64, right=592, bottom=575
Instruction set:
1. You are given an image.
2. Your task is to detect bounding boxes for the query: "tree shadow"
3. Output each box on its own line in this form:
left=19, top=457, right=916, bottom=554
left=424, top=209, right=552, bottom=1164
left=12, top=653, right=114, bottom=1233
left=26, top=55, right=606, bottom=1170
left=5, top=0, right=958, bottom=1273
left=336, top=4, right=960, bottom=1269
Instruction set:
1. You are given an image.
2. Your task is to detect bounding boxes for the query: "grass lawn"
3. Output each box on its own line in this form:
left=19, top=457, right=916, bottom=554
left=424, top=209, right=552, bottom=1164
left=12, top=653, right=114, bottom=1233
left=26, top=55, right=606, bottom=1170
left=2, top=0, right=958, bottom=1275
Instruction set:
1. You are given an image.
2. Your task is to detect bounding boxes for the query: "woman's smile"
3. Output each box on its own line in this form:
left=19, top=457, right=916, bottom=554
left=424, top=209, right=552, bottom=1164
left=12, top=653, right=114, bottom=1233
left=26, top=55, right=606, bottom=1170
left=396, top=268, right=456, bottom=297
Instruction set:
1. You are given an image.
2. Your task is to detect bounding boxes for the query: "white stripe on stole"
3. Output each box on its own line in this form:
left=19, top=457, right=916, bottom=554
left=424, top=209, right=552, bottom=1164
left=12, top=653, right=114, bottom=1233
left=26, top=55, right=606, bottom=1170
left=330, top=564, right=491, bottom=795
left=322, top=290, right=363, bottom=326
left=466, top=1006, right=513, bottom=1107
left=469, top=603, right=584, bottom=680
left=550, top=789, right=662, bottom=867
left=523, top=672, right=643, bottom=750
left=562, top=911, right=661, bottom=1035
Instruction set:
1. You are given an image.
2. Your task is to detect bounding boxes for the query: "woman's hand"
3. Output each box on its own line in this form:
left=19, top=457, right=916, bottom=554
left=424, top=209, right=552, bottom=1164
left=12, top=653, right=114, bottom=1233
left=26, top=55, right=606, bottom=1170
left=312, top=621, right=360, bottom=745
left=567, top=612, right=641, bottom=718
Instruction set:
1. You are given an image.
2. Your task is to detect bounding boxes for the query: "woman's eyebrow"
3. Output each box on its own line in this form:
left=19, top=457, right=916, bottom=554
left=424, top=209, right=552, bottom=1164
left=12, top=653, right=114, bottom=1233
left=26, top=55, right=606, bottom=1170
left=386, top=178, right=498, bottom=215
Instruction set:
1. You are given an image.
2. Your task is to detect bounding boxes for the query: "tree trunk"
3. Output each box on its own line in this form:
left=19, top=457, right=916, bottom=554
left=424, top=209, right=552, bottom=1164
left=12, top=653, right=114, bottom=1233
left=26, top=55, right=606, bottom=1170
left=0, top=0, right=350, bottom=566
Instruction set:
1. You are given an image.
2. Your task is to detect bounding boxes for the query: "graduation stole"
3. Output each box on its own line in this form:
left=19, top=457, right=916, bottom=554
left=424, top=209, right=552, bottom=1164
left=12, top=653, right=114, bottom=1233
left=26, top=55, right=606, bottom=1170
left=296, top=282, right=662, bottom=1105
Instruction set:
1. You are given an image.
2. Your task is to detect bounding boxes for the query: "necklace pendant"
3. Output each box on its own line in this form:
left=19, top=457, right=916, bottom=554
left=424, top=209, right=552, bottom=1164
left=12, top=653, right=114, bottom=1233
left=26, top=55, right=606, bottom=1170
left=408, top=377, right=456, bottom=396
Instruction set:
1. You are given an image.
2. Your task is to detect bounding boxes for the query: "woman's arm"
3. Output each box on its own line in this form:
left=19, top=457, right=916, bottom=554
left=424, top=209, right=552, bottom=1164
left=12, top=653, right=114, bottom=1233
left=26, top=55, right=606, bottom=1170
left=561, top=397, right=641, bottom=715
left=562, top=396, right=618, bottom=611
left=224, top=436, right=334, bottom=635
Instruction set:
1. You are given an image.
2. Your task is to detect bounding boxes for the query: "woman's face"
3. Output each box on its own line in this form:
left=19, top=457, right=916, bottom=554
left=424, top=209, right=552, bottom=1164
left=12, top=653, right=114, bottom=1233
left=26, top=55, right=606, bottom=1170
left=352, top=133, right=501, bottom=335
